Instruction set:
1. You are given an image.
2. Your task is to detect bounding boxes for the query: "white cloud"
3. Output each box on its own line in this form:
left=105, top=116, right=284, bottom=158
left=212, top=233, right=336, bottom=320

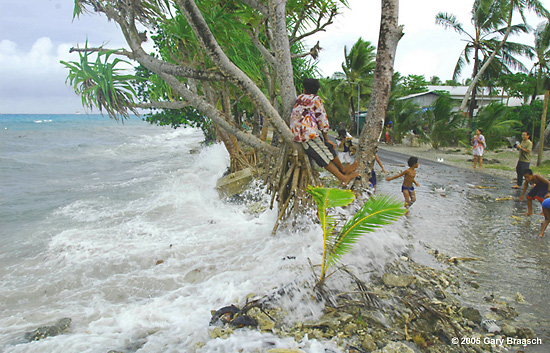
left=310, top=0, right=538, bottom=81
left=0, top=36, right=139, bottom=113
left=0, top=0, right=543, bottom=113
left=0, top=37, right=83, bottom=113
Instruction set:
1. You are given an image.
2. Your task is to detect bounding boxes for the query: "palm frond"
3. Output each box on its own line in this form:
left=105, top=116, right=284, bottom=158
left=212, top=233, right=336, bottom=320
left=325, top=195, right=406, bottom=268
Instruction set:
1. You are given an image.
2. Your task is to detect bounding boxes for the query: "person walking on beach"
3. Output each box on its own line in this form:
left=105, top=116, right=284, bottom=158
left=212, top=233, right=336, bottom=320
left=386, top=156, right=419, bottom=208
left=472, top=128, right=486, bottom=168
left=512, top=132, right=532, bottom=189
left=290, top=78, right=359, bottom=184
left=519, top=169, right=550, bottom=216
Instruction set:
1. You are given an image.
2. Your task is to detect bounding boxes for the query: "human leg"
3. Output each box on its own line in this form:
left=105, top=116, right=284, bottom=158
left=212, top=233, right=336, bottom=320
left=517, top=161, right=529, bottom=187
left=539, top=213, right=550, bottom=237
left=540, top=199, right=550, bottom=237
left=522, top=198, right=533, bottom=215
left=325, top=162, right=359, bottom=184
left=331, top=156, right=358, bottom=174
left=402, top=190, right=411, bottom=207
left=514, top=161, right=522, bottom=187
left=409, top=190, right=416, bottom=206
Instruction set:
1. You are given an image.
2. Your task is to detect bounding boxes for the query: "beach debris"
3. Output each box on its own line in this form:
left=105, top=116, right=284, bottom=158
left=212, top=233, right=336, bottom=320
left=202, top=251, right=535, bottom=352
left=448, top=256, right=482, bottom=264
left=216, top=168, right=253, bottom=198
left=267, top=349, right=306, bottom=353
left=514, top=292, right=526, bottom=303
left=462, top=307, right=482, bottom=324
left=24, top=318, right=71, bottom=341
left=382, top=273, right=415, bottom=287
left=437, top=157, right=444, bottom=162
left=481, top=319, right=501, bottom=333
left=229, top=315, right=258, bottom=328
left=495, top=196, right=512, bottom=201
left=475, top=185, right=497, bottom=189
left=210, top=305, right=241, bottom=325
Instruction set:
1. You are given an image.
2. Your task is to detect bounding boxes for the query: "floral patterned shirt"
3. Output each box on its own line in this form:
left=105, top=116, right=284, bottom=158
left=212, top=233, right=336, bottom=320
left=290, top=94, right=330, bottom=143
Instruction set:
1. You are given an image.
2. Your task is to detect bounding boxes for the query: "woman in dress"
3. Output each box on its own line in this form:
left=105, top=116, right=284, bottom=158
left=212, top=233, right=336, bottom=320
left=472, top=128, right=486, bottom=169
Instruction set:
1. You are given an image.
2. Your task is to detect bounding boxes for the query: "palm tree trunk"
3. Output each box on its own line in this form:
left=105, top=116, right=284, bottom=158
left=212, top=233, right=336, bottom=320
left=536, top=90, right=549, bottom=166
left=356, top=0, right=402, bottom=180
left=468, top=46, right=480, bottom=119
left=460, top=5, right=514, bottom=112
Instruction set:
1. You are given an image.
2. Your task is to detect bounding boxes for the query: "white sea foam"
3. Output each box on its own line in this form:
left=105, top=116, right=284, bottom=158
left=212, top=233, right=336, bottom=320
left=0, top=123, right=407, bottom=352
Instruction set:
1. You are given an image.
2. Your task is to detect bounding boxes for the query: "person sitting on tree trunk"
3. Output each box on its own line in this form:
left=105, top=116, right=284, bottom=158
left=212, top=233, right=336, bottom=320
left=290, top=78, right=359, bottom=184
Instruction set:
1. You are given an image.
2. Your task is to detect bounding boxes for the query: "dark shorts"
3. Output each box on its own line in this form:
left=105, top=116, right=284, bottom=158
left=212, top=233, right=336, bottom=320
left=527, top=184, right=549, bottom=202
left=402, top=185, right=414, bottom=194
left=369, top=170, right=377, bottom=186
left=303, top=137, right=337, bottom=168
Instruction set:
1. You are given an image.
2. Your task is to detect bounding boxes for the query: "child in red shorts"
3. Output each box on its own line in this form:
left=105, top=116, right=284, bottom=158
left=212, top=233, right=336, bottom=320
left=520, top=169, right=550, bottom=215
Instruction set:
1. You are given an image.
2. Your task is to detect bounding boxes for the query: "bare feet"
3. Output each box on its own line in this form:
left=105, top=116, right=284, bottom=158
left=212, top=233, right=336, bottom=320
left=340, top=171, right=360, bottom=186
left=343, top=161, right=359, bottom=174
left=521, top=212, right=533, bottom=216
left=512, top=185, right=521, bottom=189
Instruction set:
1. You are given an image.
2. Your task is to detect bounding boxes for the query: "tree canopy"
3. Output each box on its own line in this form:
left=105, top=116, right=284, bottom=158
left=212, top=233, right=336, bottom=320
left=64, top=0, right=402, bottom=231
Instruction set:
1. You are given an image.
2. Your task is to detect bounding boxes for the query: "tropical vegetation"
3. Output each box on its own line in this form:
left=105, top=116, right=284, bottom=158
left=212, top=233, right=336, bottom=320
left=306, top=186, right=406, bottom=285
left=63, top=0, right=403, bottom=232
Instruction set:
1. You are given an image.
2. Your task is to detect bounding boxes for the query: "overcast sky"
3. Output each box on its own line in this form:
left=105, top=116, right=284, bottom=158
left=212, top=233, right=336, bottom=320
left=0, top=0, right=544, bottom=114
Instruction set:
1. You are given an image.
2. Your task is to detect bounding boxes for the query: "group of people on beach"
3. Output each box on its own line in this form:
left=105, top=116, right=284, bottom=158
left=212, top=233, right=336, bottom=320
left=468, top=127, right=549, bottom=237
left=508, top=131, right=550, bottom=238
left=290, top=78, right=550, bottom=237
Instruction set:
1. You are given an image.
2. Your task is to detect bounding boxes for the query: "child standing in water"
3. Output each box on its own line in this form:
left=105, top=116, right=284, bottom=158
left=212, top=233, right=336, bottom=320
left=386, top=156, right=420, bottom=208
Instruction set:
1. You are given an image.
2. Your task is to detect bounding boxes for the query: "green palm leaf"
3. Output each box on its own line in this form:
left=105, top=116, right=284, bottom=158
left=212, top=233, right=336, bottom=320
left=307, top=186, right=405, bottom=284
left=325, top=195, right=406, bottom=269
left=307, top=186, right=355, bottom=236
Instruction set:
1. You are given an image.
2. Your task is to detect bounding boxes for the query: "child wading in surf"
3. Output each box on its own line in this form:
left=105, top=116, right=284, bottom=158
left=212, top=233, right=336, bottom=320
left=386, top=156, right=420, bottom=208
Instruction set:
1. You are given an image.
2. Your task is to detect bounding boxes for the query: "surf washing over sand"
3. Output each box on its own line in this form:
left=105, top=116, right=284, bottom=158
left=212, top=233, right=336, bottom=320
left=0, top=115, right=407, bottom=352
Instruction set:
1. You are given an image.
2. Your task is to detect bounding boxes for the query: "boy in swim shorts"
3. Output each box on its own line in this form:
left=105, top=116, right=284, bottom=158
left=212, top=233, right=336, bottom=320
left=386, top=156, right=420, bottom=208
left=519, top=169, right=550, bottom=215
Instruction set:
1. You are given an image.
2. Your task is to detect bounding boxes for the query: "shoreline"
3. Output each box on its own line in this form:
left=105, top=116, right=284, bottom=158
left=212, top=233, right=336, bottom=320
left=379, top=143, right=519, bottom=182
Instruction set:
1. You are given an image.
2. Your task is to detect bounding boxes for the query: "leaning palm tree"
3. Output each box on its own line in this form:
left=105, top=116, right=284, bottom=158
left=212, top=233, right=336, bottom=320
left=530, top=20, right=550, bottom=156
left=436, top=0, right=534, bottom=119
left=531, top=21, right=550, bottom=100
left=442, top=0, right=549, bottom=115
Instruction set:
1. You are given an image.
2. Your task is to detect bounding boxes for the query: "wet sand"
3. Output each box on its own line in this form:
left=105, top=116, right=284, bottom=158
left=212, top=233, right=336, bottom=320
left=376, top=144, right=550, bottom=352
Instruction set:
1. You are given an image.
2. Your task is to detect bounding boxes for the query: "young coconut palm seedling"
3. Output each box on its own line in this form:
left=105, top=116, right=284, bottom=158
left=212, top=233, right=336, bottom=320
left=306, top=186, right=406, bottom=286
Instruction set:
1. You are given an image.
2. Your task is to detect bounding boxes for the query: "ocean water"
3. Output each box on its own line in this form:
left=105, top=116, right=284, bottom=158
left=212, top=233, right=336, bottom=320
left=0, top=114, right=407, bottom=352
